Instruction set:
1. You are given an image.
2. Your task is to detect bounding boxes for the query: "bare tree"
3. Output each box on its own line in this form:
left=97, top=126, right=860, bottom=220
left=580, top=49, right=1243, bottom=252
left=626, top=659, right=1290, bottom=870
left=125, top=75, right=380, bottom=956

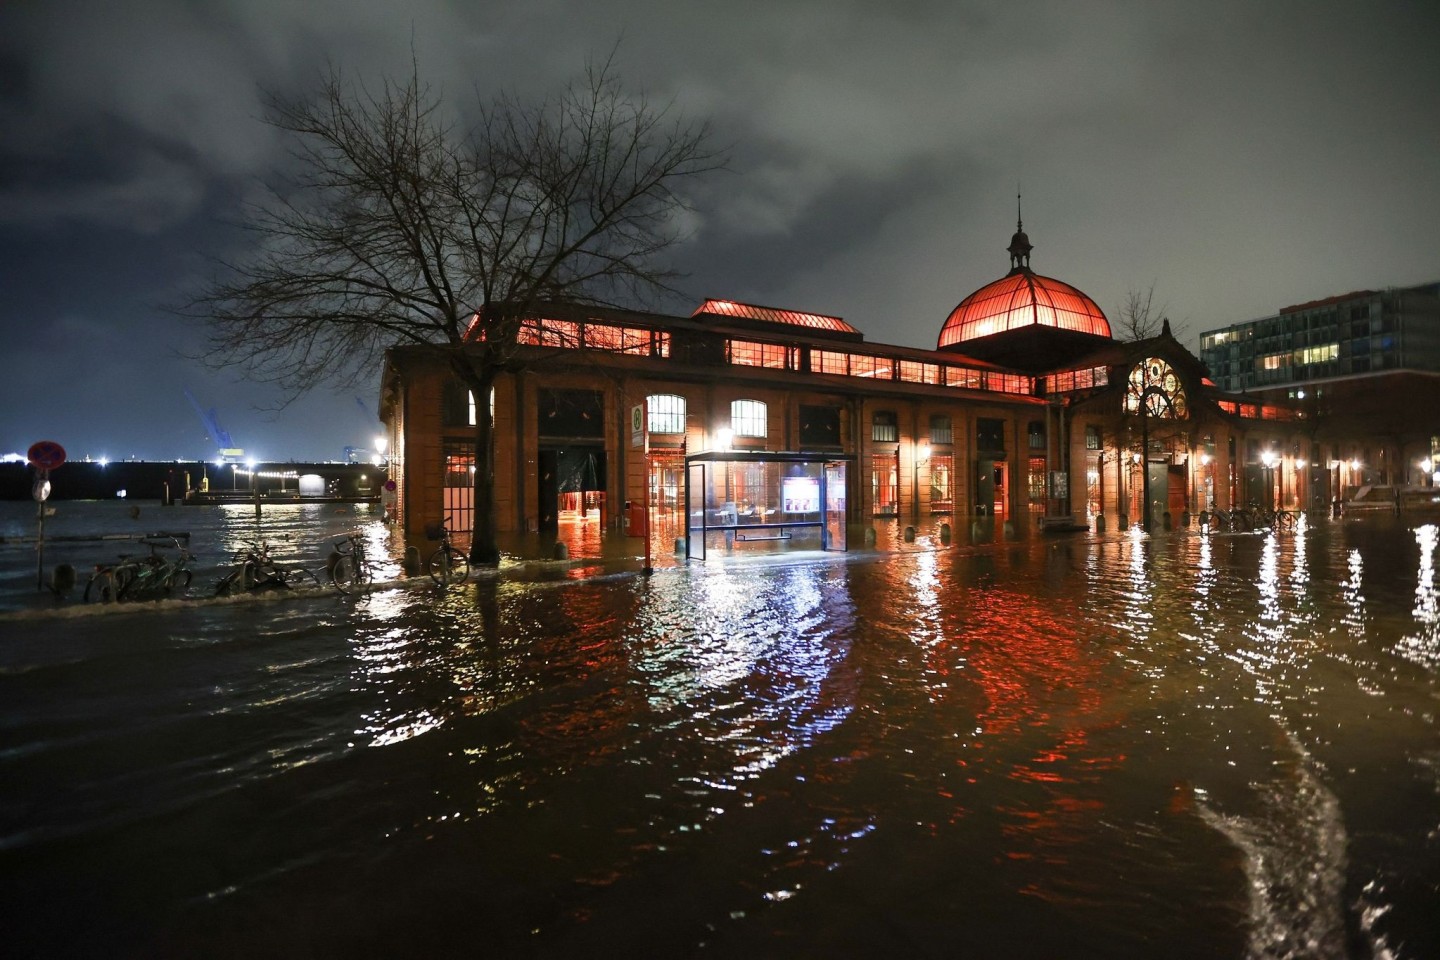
left=187, top=57, right=722, bottom=563
left=1115, top=284, right=1185, bottom=342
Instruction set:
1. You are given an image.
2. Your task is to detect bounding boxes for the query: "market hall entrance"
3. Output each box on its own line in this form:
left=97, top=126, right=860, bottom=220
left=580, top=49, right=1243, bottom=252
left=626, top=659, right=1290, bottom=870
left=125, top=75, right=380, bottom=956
left=537, top=446, right=606, bottom=534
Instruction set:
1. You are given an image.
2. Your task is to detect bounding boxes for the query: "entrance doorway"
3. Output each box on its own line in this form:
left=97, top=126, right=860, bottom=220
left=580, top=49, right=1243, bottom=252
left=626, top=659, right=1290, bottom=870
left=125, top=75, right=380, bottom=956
left=977, top=458, right=1009, bottom=517
left=538, top=446, right=606, bottom=533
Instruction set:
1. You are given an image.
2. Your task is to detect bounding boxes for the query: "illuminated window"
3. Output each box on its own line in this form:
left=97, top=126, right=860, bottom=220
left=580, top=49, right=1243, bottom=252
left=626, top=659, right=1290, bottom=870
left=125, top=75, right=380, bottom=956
left=585, top=323, right=652, bottom=354
left=731, top=399, right=767, bottom=439
left=728, top=339, right=792, bottom=368
left=872, top=453, right=898, bottom=515
left=930, top=454, right=954, bottom=513
left=872, top=411, right=898, bottom=443
left=944, top=366, right=982, bottom=389
left=929, top=415, right=953, bottom=445
left=518, top=318, right=581, bottom=348
left=647, top=394, right=686, bottom=435
left=1124, top=357, right=1187, bottom=418
left=1294, top=343, right=1339, bottom=365
left=851, top=354, right=895, bottom=380
left=813, top=350, right=849, bottom=375
left=1260, top=353, right=1287, bottom=371
left=898, top=360, right=939, bottom=384
left=1028, top=456, right=1047, bottom=502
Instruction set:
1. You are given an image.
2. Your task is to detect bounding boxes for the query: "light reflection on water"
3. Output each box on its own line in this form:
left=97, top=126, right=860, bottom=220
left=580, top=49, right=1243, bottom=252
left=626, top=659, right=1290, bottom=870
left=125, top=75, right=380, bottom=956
left=1, top=506, right=1438, bottom=958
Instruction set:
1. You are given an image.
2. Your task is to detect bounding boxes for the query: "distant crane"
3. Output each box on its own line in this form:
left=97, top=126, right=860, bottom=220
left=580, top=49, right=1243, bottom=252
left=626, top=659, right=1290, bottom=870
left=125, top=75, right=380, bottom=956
left=184, top=388, right=242, bottom=460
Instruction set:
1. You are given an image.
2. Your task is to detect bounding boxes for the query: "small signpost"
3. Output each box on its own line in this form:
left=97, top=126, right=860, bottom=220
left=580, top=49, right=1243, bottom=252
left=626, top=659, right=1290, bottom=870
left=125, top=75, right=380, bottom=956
left=27, top=441, right=66, bottom=591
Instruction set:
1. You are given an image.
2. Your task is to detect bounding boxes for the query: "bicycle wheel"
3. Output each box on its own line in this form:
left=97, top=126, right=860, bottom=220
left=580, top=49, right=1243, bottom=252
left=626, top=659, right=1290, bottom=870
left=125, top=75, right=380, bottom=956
left=428, top=547, right=468, bottom=586
left=332, top=554, right=359, bottom=594
left=85, top=571, right=117, bottom=603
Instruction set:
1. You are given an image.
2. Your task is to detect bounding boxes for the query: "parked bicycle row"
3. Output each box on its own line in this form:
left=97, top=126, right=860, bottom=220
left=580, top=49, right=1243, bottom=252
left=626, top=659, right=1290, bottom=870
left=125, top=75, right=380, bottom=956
left=83, top=520, right=468, bottom=603
left=1200, top=502, right=1303, bottom=533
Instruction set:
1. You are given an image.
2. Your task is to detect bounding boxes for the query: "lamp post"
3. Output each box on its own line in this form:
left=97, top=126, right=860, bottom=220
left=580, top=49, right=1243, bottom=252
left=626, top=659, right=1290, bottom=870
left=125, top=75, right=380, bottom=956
left=1260, top=449, right=1278, bottom=510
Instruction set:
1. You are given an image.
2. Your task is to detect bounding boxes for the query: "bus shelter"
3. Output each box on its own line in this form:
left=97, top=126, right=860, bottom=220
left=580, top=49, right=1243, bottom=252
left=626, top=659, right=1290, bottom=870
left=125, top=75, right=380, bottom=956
left=684, top=451, right=852, bottom=561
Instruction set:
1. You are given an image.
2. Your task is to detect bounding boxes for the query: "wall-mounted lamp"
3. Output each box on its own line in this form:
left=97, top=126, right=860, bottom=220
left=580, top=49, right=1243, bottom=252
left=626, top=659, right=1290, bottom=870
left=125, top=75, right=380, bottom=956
left=715, top=427, right=733, bottom=451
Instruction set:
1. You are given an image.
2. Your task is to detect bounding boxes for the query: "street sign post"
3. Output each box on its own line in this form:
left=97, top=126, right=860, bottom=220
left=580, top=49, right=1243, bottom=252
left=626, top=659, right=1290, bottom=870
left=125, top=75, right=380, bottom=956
left=26, top=441, right=66, bottom=591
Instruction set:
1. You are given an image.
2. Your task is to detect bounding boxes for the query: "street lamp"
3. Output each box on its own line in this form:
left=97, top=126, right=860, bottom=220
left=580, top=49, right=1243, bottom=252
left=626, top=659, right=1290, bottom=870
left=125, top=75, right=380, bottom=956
left=1260, top=449, right=1278, bottom=510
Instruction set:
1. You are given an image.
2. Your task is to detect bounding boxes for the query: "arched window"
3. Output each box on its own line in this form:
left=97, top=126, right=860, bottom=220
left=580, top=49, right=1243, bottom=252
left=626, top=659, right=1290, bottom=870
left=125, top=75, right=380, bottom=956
left=647, top=394, right=686, bottom=434
left=1124, top=357, right=1187, bottom=419
left=731, top=399, right=767, bottom=438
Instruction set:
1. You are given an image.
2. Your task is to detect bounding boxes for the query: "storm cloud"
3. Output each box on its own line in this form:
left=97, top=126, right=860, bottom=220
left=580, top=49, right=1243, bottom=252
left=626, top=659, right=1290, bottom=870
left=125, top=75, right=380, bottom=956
left=2, top=0, right=1436, bottom=459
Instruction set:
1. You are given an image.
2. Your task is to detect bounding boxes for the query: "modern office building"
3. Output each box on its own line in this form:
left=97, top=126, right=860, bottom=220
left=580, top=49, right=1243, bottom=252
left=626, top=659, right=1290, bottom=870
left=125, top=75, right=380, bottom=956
left=381, top=220, right=1314, bottom=555
left=1199, top=282, right=1440, bottom=488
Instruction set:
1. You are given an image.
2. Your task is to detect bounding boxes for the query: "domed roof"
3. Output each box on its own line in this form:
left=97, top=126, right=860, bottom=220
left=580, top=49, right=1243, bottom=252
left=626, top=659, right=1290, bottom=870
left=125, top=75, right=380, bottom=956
left=938, top=220, right=1111, bottom=350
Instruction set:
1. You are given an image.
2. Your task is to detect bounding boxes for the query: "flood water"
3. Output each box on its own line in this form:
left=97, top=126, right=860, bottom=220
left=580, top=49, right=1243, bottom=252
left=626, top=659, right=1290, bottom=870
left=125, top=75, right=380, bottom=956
left=1, top=501, right=1437, bottom=958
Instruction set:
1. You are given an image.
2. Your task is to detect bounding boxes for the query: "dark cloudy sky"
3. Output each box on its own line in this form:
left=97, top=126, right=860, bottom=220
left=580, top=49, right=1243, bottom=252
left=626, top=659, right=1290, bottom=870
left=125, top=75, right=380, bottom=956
left=3, top=0, right=1437, bottom=462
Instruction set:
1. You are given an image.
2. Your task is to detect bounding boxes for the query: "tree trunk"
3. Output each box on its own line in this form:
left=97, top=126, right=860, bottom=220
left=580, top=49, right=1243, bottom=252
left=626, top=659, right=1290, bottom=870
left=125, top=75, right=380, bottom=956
left=466, top=369, right=502, bottom=566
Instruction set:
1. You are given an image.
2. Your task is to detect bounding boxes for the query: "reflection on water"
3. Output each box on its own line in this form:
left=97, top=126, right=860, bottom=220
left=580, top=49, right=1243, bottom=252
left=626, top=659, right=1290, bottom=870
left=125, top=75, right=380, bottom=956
left=1, top=507, right=1437, bottom=958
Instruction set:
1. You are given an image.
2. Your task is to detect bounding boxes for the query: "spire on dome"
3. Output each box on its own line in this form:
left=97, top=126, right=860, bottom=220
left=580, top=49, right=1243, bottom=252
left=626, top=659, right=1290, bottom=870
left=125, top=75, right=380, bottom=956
left=1007, top=189, right=1032, bottom=273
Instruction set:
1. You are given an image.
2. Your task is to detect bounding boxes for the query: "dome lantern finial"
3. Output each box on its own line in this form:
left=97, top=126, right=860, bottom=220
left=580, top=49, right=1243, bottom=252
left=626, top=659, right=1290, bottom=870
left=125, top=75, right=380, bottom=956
left=1007, top=188, right=1032, bottom=273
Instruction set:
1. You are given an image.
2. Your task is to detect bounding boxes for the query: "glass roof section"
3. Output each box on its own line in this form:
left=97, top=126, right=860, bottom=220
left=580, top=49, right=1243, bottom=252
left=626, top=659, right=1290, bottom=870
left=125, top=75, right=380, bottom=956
left=695, top=298, right=859, bottom=334
left=938, top=272, right=1111, bottom=348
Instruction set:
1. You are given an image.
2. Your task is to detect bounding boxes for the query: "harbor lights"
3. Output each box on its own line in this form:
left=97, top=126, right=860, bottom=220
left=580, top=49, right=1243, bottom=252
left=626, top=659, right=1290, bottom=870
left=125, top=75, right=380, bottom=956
left=372, top=435, right=388, bottom=468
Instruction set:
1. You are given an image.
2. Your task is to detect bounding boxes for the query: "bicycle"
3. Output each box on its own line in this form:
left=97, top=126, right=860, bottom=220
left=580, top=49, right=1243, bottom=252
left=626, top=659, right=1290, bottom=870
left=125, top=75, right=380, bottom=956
left=117, top=538, right=195, bottom=600
left=426, top=520, right=469, bottom=587
left=85, top=557, right=138, bottom=603
left=215, top=539, right=318, bottom=596
left=328, top=531, right=376, bottom=595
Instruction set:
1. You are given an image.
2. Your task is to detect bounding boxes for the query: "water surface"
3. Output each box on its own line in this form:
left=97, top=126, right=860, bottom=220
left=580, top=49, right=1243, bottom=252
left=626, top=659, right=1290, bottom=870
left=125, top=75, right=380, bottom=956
left=1, top=503, right=1436, bottom=958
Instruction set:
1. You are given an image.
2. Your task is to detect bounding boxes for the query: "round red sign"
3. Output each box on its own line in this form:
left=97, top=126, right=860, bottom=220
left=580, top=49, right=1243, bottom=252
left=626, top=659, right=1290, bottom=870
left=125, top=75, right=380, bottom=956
left=27, top=440, right=67, bottom=471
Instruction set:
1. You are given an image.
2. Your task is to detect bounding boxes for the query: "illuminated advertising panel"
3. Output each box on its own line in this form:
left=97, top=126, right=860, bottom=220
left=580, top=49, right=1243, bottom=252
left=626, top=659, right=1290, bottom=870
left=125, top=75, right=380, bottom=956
left=782, top=476, right=819, bottom=514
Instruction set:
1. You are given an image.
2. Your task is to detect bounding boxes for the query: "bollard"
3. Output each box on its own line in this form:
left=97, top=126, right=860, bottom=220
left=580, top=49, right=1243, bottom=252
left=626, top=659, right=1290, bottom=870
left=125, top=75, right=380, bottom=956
left=1181, top=510, right=1191, bottom=527
left=1003, top=520, right=1016, bottom=539
left=404, top=545, right=421, bottom=576
left=1163, top=511, right=1173, bottom=530
left=1198, top=510, right=1209, bottom=528
left=939, top=522, right=952, bottom=544
left=1118, top=513, right=1129, bottom=531
left=903, top=525, right=916, bottom=542
left=864, top=527, right=877, bottom=545
left=50, top=563, right=76, bottom=594
left=1095, top=514, right=1107, bottom=534
left=553, top=542, right=569, bottom=561
left=674, top=538, right=686, bottom=555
